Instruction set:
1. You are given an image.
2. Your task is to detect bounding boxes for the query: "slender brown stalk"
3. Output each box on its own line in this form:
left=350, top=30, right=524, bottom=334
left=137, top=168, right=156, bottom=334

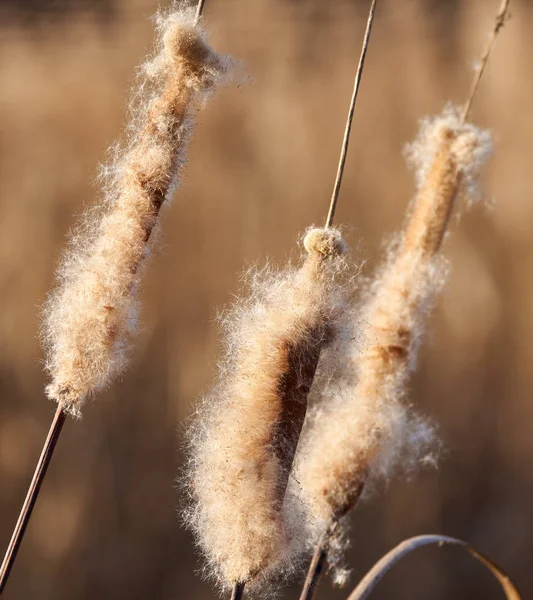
left=231, top=581, right=245, bottom=600
left=299, top=540, right=328, bottom=600
left=461, top=0, right=510, bottom=124
left=345, top=535, right=521, bottom=600
left=299, top=486, right=365, bottom=600
left=0, top=406, right=66, bottom=594
left=325, top=0, right=377, bottom=228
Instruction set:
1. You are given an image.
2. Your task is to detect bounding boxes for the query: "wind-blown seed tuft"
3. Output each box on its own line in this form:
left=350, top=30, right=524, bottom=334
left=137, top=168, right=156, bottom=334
left=41, top=6, right=227, bottom=416
left=185, top=228, right=350, bottom=589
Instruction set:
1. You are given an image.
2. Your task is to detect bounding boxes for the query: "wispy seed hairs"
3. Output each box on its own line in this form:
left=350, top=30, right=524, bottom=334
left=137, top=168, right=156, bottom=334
left=42, top=6, right=226, bottom=416
left=296, top=108, right=492, bottom=535
left=186, top=228, right=349, bottom=590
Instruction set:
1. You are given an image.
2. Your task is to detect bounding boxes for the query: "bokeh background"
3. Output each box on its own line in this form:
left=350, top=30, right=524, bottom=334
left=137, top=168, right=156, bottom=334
left=0, top=0, right=531, bottom=598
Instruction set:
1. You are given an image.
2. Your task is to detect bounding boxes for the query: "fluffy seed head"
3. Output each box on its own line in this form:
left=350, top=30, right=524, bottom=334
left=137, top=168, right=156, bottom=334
left=42, top=6, right=226, bottom=416
left=185, top=229, right=350, bottom=588
left=295, top=108, right=492, bottom=535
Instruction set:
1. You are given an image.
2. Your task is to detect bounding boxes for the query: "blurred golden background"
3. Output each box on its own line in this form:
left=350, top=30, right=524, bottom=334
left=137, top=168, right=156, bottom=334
left=0, top=0, right=531, bottom=598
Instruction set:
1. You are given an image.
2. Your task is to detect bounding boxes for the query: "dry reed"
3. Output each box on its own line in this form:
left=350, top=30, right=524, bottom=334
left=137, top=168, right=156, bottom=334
left=184, top=2, right=378, bottom=597
left=185, top=3, right=380, bottom=595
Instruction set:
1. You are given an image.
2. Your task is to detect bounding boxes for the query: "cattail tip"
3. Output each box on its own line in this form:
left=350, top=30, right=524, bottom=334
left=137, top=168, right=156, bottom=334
left=163, top=20, right=213, bottom=69
left=304, top=227, right=346, bottom=257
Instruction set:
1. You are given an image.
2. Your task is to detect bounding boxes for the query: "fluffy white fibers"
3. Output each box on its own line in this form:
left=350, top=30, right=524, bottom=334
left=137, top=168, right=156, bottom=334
left=186, top=228, right=350, bottom=589
left=42, top=6, right=226, bottom=416
left=296, top=108, right=493, bottom=537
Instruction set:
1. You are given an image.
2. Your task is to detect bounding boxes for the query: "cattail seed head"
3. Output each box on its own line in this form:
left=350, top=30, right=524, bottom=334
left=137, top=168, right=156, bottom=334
left=42, top=6, right=226, bottom=416
left=186, top=228, right=350, bottom=589
left=296, top=108, right=492, bottom=535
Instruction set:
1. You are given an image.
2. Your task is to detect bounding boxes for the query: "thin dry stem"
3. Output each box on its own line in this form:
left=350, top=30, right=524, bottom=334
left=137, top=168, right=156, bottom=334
left=325, top=0, right=377, bottom=228
left=461, top=0, right=511, bottom=123
left=195, top=0, right=206, bottom=21
left=299, top=541, right=328, bottom=600
left=346, top=535, right=521, bottom=600
left=0, top=406, right=66, bottom=594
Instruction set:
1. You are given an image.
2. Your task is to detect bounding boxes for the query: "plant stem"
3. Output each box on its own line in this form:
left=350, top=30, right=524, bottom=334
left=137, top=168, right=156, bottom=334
left=195, top=0, right=206, bottom=21
left=299, top=541, right=328, bottom=600
left=461, top=0, right=510, bottom=124
left=231, top=581, right=245, bottom=600
left=0, top=405, right=67, bottom=594
left=325, top=0, right=377, bottom=228
left=299, top=479, right=365, bottom=600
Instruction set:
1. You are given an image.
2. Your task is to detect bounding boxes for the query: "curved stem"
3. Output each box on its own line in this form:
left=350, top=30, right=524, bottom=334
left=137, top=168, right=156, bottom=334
left=345, top=535, right=520, bottom=600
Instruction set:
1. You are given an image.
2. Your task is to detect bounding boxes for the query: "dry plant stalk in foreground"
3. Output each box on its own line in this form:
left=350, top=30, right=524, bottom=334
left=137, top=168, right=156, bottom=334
left=0, top=2, right=226, bottom=593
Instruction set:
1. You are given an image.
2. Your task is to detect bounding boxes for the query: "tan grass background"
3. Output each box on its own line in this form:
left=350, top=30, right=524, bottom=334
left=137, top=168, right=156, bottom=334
left=0, top=0, right=532, bottom=598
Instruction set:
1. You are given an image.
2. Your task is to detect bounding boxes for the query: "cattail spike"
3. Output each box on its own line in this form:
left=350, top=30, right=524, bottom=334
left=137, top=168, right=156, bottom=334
left=186, top=228, right=350, bottom=589
left=0, top=3, right=222, bottom=594
left=296, top=1, right=509, bottom=596
left=295, top=109, right=492, bottom=579
left=42, top=6, right=226, bottom=416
